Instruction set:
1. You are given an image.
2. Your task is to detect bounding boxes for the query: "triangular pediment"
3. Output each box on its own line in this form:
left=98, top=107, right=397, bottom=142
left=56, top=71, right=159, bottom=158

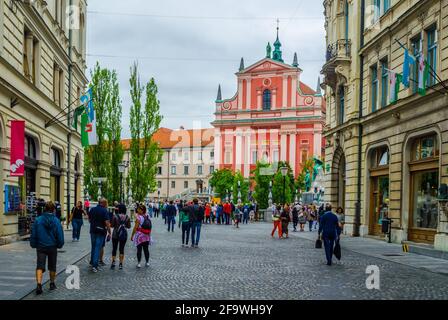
left=238, top=58, right=297, bottom=75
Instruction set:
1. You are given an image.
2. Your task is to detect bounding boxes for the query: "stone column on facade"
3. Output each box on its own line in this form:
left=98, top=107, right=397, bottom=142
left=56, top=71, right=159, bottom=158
left=54, top=65, right=60, bottom=106
left=282, top=76, right=288, bottom=109
left=244, top=131, right=251, bottom=178
left=238, top=79, right=243, bottom=110
left=246, top=79, right=251, bottom=110
left=272, top=88, right=277, bottom=110
left=291, top=77, right=297, bottom=107
left=314, top=127, right=322, bottom=157
left=280, top=131, right=287, bottom=161
left=25, top=32, right=34, bottom=81
left=257, top=89, right=262, bottom=111
left=289, top=132, right=297, bottom=176
left=235, top=130, right=243, bottom=173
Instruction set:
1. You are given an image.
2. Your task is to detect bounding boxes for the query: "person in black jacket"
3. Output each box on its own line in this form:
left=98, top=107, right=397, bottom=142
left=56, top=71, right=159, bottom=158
left=189, top=199, right=204, bottom=248
left=166, top=201, right=177, bottom=232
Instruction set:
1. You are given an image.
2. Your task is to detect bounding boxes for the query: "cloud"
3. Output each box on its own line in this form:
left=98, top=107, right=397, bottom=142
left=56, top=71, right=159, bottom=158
left=86, top=0, right=325, bottom=138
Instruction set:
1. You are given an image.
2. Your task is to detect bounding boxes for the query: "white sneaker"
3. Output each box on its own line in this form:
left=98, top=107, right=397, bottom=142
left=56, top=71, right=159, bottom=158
left=146, top=262, right=150, bottom=267
left=137, top=263, right=141, bottom=268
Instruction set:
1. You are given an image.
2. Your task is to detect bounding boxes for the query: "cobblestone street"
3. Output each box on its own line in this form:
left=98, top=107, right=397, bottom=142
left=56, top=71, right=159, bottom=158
left=24, top=218, right=448, bottom=300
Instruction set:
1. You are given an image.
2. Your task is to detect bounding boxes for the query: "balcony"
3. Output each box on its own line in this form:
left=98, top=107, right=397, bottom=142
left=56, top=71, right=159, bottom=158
left=321, top=39, right=352, bottom=94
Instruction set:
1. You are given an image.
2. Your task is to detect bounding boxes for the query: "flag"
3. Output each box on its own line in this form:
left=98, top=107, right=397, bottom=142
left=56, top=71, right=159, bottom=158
left=10, top=120, right=25, bottom=177
left=389, top=71, right=402, bottom=104
left=72, top=105, right=85, bottom=130
left=402, top=49, right=416, bottom=88
left=418, top=54, right=430, bottom=96
left=73, top=87, right=93, bottom=130
left=81, top=105, right=97, bottom=147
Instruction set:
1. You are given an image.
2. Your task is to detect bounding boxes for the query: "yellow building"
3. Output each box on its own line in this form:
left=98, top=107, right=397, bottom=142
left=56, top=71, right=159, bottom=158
left=323, top=0, right=448, bottom=251
left=0, top=0, right=87, bottom=242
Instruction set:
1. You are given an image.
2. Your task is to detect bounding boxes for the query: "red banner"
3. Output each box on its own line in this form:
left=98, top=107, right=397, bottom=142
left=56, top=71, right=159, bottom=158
left=10, top=120, right=25, bottom=177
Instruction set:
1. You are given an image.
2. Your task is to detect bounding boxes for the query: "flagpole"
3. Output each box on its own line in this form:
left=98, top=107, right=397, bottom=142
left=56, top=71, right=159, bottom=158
left=45, top=98, right=92, bottom=129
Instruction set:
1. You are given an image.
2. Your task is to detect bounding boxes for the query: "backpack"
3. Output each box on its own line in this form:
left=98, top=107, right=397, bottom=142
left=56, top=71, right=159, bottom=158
left=140, top=215, right=152, bottom=234
left=117, top=215, right=128, bottom=241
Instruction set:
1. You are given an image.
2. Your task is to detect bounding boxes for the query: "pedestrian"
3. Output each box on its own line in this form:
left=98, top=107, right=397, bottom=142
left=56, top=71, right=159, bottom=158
left=271, top=205, right=282, bottom=239
left=30, top=201, right=64, bottom=295
left=318, top=204, right=340, bottom=266
left=249, top=202, right=255, bottom=222
left=70, top=201, right=86, bottom=242
left=131, top=205, right=152, bottom=268
left=110, top=208, right=131, bottom=270
left=281, top=205, right=290, bottom=238
left=298, top=206, right=306, bottom=232
left=234, top=205, right=242, bottom=228
left=211, top=203, right=217, bottom=224
left=335, top=207, right=345, bottom=235
left=84, top=198, right=90, bottom=215
left=89, top=198, right=112, bottom=273
left=223, top=201, right=232, bottom=225
left=205, top=203, right=211, bottom=224
left=179, top=202, right=191, bottom=247
left=242, top=203, right=250, bottom=224
left=217, top=204, right=223, bottom=224
left=292, top=204, right=299, bottom=232
left=190, top=199, right=204, bottom=248
left=162, top=201, right=168, bottom=224
left=307, top=206, right=315, bottom=232
left=166, top=200, right=177, bottom=232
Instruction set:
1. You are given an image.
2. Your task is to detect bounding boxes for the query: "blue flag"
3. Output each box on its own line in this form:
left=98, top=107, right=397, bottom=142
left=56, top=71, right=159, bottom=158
left=402, top=49, right=416, bottom=88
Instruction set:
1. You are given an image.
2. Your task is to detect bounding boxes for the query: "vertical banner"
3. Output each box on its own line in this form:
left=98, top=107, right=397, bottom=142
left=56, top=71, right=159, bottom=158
left=10, top=120, right=25, bottom=177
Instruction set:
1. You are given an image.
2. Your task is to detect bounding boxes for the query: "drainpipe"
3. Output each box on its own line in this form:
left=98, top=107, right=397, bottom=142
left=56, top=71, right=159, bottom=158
left=354, top=0, right=366, bottom=237
left=66, top=0, right=73, bottom=226
left=167, top=149, right=170, bottom=200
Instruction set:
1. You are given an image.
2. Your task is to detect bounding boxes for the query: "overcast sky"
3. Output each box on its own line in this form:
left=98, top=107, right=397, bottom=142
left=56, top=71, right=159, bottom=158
left=86, top=0, right=325, bottom=138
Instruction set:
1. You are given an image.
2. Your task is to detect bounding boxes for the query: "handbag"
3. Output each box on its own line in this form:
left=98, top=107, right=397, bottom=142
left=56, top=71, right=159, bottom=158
left=334, top=240, right=341, bottom=260
left=315, top=238, right=322, bottom=249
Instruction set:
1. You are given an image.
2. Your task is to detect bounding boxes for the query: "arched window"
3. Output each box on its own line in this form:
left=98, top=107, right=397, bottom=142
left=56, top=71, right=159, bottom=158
left=25, top=136, right=36, bottom=159
left=51, top=148, right=61, bottom=168
left=263, top=89, right=271, bottom=110
left=338, top=86, right=345, bottom=125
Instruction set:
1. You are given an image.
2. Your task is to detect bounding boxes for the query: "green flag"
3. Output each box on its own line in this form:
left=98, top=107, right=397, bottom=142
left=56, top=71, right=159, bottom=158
left=72, top=105, right=86, bottom=130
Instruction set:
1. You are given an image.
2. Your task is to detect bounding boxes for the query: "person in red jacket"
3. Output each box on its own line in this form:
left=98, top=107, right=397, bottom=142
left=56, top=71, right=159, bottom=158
left=204, top=203, right=211, bottom=224
left=223, top=202, right=232, bottom=225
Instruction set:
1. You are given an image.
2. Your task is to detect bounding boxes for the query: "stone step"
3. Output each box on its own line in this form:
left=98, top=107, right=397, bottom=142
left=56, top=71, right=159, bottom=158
left=403, top=241, right=448, bottom=261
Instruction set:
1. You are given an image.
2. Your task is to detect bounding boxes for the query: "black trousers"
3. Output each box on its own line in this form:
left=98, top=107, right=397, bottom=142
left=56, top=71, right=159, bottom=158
left=112, top=238, right=126, bottom=256
left=182, top=222, right=191, bottom=245
left=137, top=241, right=150, bottom=263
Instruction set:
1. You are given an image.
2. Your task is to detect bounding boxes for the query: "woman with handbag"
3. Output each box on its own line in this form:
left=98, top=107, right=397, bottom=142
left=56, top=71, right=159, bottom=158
left=131, top=205, right=152, bottom=268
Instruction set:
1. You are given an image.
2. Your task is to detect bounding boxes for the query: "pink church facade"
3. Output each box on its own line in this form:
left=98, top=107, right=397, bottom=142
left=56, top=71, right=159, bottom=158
left=212, top=36, right=326, bottom=178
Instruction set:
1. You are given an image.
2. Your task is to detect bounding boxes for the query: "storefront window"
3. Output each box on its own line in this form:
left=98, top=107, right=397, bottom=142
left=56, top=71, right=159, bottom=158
left=50, top=148, right=62, bottom=202
left=412, top=135, right=439, bottom=161
left=373, top=176, right=389, bottom=225
left=412, top=170, right=438, bottom=229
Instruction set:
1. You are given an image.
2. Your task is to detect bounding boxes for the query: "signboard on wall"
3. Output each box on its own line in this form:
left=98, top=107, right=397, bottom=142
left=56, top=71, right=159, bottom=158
left=4, top=185, right=21, bottom=214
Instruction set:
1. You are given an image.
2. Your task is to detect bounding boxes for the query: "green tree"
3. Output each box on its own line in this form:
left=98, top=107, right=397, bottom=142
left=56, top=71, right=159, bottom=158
left=84, top=63, right=123, bottom=202
left=129, top=63, right=163, bottom=202
left=253, top=162, right=272, bottom=209
left=232, top=171, right=249, bottom=204
left=272, top=161, right=294, bottom=205
left=209, top=168, right=234, bottom=200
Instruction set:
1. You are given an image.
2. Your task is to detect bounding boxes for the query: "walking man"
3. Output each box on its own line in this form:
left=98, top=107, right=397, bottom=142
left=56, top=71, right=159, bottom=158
left=89, top=198, right=112, bottom=273
left=190, top=199, right=204, bottom=248
left=166, top=200, right=177, bottom=232
left=318, top=204, right=340, bottom=266
left=30, top=201, right=64, bottom=295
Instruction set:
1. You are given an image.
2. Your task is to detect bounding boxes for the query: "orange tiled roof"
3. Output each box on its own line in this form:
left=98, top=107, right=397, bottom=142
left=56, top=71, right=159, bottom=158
left=121, top=127, right=215, bottom=150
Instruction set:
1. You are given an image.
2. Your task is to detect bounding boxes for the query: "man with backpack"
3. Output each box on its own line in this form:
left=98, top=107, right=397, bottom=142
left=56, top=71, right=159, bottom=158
left=166, top=200, right=177, bottom=232
left=110, top=207, right=131, bottom=270
left=242, top=203, right=250, bottom=224
left=189, top=199, right=204, bottom=248
left=89, top=198, right=112, bottom=273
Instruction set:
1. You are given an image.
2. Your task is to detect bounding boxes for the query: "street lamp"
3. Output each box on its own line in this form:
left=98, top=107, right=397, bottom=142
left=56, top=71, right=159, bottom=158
left=268, top=180, right=273, bottom=208
left=230, top=186, right=234, bottom=203
left=280, top=166, right=288, bottom=205
left=118, top=163, right=126, bottom=204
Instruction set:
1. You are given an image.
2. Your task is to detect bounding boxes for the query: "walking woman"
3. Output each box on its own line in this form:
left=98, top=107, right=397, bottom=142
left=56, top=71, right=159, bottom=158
left=131, top=205, right=152, bottom=268
left=307, top=206, right=315, bottom=232
left=335, top=207, right=345, bottom=235
left=110, top=209, right=131, bottom=270
left=280, top=205, right=291, bottom=238
left=271, top=205, right=282, bottom=239
left=179, top=203, right=191, bottom=247
left=292, top=204, right=299, bottom=232
left=298, top=206, right=306, bottom=232
left=205, top=203, right=211, bottom=224
left=70, top=201, right=86, bottom=242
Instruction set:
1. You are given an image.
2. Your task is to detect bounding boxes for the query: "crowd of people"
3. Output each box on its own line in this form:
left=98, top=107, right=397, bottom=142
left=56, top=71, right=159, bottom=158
left=29, top=195, right=345, bottom=295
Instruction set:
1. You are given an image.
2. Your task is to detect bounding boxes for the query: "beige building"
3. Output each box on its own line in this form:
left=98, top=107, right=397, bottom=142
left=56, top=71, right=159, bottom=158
left=323, top=0, right=448, bottom=251
left=0, top=0, right=88, bottom=241
left=122, top=127, right=215, bottom=201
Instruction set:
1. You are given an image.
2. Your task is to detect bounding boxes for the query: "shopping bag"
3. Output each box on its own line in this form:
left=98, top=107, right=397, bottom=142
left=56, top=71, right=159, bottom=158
left=315, top=238, right=322, bottom=249
left=334, top=241, right=341, bottom=260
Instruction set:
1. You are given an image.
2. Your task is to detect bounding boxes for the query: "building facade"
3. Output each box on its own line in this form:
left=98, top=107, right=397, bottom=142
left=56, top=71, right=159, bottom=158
left=323, top=0, right=448, bottom=251
left=212, top=31, right=326, bottom=179
left=122, top=127, right=215, bottom=201
left=0, top=0, right=88, bottom=241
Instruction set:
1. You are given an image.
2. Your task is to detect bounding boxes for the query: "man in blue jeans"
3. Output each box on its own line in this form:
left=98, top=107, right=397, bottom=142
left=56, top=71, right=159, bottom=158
left=166, top=200, right=177, bottom=232
left=189, top=199, right=204, bottom=248
left=89, top=198, right=111, bottom=273
left=318, top=204, right=340, bottom=266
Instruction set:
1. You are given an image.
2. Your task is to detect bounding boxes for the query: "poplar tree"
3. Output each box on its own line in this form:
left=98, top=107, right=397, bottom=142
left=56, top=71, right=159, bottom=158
left=129, top=63, right=163, bottom=202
